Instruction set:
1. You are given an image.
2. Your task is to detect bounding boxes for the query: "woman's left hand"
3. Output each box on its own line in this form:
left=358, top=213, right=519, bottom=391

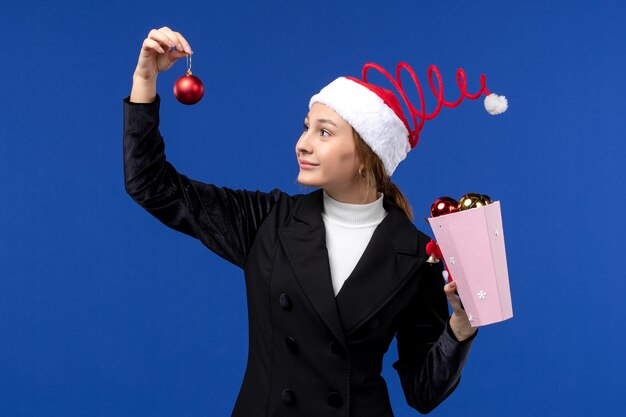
left=443, top=280, right=477, bottom=342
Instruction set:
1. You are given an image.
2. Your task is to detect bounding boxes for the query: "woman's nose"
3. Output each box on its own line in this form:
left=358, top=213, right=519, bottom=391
left=296, top=134, right=312, bottom=154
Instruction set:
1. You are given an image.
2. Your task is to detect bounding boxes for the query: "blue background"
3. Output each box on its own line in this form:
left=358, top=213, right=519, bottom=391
left=1, top=0, right=624, bottom=416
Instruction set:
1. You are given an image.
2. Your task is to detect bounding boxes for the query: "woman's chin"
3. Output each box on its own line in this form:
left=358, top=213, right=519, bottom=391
left=296, top=173, right=322, bottom=188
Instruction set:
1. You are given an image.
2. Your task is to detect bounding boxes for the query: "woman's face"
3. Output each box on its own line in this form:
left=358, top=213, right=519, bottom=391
left=295, top=102, right=361, bottom=193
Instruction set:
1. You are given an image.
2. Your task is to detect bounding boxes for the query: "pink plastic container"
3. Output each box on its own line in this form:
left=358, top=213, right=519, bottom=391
left=427, top=201, right=513, bottom=327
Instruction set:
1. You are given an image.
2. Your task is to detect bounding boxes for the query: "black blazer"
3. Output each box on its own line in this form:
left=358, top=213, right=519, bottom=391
left=122, top=93, right=478, bottom=416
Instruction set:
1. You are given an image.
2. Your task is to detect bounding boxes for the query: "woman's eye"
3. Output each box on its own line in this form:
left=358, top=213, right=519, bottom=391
left=303, top=123, right=330, bottom=137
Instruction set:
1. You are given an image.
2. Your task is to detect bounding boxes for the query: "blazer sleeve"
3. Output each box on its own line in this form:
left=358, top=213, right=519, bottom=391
left=122, top=93, right=285, bottom=269
left=392, top=260, right=478, bottom=414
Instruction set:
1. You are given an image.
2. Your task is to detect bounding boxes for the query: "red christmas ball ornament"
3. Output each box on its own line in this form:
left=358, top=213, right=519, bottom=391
left=430, top=196, right=459, bottom=217
left=173, top=53, right=204, bottom=105
left=174, top=72, right=204, bottom=105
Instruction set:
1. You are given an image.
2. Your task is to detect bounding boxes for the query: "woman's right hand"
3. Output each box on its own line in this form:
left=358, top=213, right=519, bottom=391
left=133, top=26, right=193, bottom=81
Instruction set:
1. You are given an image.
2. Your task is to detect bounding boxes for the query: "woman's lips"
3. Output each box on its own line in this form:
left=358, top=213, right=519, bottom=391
left=299, top=160, right=318, bottom=169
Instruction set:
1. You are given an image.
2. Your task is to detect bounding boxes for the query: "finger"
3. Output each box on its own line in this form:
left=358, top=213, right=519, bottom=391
left=444, top=282, right=467, bottom=314
left=144, top=38, right=166, bottom=54
left=148, top=28, right=178, bottom=52
left=447, top=281, right=465, bottom=308
left=171, top=30, right=193, bottom=54
left=443, top=282, right=461, bottom=308
left=160, top=26, right=193, bottom=54
left=167, top=50, right=189, bottom=61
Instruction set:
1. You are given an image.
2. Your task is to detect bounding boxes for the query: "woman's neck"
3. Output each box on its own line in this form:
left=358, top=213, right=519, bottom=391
left=322, top=185, right=379, bottom=204
left=322, top=189, right=386, bottom=227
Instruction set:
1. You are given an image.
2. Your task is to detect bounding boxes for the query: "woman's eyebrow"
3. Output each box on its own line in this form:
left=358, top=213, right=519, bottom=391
left=304, top=115, right=337, bottom=127
left=316, top=119, right=338, bottom=127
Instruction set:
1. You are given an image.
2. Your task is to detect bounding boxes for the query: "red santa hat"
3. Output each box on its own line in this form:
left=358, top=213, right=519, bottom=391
left=308, top=62, right=508, bottom=176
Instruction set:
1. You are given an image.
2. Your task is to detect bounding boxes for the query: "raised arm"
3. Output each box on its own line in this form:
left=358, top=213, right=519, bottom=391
left=392, top=261, right=478, bottom=413
left=123, top=27, right=285, bottom=269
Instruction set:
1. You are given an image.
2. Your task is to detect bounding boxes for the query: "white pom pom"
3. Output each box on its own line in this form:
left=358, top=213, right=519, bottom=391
left=484, top=93, right=508, bottom=115
left=442, top=270, right=449, bottom=282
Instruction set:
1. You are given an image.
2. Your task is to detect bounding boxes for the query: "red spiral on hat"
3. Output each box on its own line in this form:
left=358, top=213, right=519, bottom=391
left=362, top=62, right=493, bottom=149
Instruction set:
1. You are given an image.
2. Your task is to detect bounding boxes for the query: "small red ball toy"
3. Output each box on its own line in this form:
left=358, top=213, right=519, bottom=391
left=174, top=72, right=204, bottom=105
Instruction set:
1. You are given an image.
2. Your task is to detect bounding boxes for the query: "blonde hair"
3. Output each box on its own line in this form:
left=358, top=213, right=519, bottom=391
left=353, top=129, right=414, bottom=221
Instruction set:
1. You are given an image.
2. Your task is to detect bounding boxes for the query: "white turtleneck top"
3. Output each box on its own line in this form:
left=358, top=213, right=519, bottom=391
left=321, top=189, right=388, bottom=296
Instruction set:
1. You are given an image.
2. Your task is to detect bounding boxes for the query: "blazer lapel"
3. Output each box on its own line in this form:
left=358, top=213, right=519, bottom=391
left=277, top=188, right=425, bottom=352
left=278, top=189, right=346, bottom=350
left=335, top=200, right=425, bottom=336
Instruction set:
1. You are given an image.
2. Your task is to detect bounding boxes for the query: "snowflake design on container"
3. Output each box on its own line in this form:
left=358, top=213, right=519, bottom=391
left=449, top=256, right=456, bottom=265
left=477, top=290, right=487, bottom=299
left=468, top=313, right=474, bottom=322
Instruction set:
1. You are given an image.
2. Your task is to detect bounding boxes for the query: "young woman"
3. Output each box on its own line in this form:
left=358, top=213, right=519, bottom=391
left=124, top=26, right=478, bottom=417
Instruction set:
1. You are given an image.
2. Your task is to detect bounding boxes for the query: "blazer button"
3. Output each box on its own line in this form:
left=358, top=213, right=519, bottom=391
left=279, top=293, right=292, bottom=310
left=285, top=336, right=299, bottom=353
left=329, top=339, right=346, bottom=357
left=282, top=388, right=296, bottom=405
left=327, top=391, right=343, bottom=408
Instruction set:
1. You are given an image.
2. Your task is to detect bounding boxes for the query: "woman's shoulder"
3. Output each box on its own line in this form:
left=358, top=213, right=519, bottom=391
left=254, top=187, right=316, bottom=207
left=239, top=186, right=319, bottom=222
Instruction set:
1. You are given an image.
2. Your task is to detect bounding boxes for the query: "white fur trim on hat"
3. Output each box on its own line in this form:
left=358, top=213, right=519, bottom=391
left=308, top=77, right=411, bottom=177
